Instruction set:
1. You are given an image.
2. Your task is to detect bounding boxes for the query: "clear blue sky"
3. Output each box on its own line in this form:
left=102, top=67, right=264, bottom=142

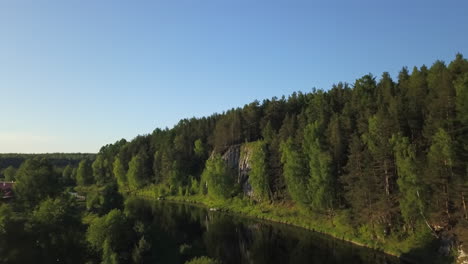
left=1, top=0, right=467, bottom=153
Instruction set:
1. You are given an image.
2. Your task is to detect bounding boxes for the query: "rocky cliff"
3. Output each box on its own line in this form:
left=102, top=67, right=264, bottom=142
left=220, top=144, right=254, bottom=198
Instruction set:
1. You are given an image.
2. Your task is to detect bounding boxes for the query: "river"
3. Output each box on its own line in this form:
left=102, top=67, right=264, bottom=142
left=128, top=198, right=404, bottom=264
left=0, top=197, right=405, bottom=263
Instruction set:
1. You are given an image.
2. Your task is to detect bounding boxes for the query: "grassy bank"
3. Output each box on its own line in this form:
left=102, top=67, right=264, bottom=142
left=136, top=185, right=454, bottom=264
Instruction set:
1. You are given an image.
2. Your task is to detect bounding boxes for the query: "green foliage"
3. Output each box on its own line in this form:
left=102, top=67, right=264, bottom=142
left=246, top=141, right=270, bottom=202
left=280, top=138, right=309, bottom=206
left=427, top=128, right=454, bottom=222
left=86, top=209, right=132, bottom=256
left=132, top=236, right=150, bottom=263
left=77, top=159, right=94, bottom=186
left=428, top=128, right=454, bottom=168
left=127, top=154, right=148, bottom=190
left=261, top=121, right=275, bottom=143
left=213, top=110, right=243, bottom=150
left=391, top=134, right=425, bottom=229
left=185, top=256, right=221, bottom=264
left=0, top=153, right=95, bottom=173
left=8, top=54, right=459, bottom=262
left=201, top=154, right=234, bottom=200
left=0, top=204, right=13, bottom=234
left=86, top=183, right=124, bottom=215
left=455, top=73, right=468, bottom=163
left=341, top=135, right=375, bottom=222
left=168, top=161, right=184, bottom=194
left=102, top=239, right=120, bottom=264
left=93, top=155, right=110, bottom=185
left=3, top=166, right=16, bottom=181
left=303, top=122, right=334, bottom=211
left=189, top=176, right=199, bottom=195
left=194, top=139, right=205, bottom=158
left=113, top=155, right=127, bottom=191
left=31, top=196, right=80, bottom=229
left=62, top=164, right=75, bottom=186
left=14, top=158, right=60, bottom=205
left=455, top=73, right=468, bottom=125
left=24, top=195, right=87, bottom=262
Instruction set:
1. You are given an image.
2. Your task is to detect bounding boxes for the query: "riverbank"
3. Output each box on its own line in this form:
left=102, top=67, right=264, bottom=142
left=135, top=189, right=454, bottom=264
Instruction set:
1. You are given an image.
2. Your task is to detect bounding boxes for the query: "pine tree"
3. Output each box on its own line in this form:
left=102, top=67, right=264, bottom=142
left=391, top=134, right=427, bottom=230
left=342, top=135, right=377, bottom=224
left=280, top=138, right=308, bottom=206
left=303, top=122, right=334, bottom=211
left=427, top=128, right=454, bottom=224
left=248, top=141, right=270, bottom=202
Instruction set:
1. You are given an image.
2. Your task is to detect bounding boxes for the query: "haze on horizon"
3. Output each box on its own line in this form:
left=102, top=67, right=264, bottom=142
left=1, top=0, right=467, bottom=153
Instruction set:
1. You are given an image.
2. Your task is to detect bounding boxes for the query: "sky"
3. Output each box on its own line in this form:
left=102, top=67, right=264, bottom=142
left=0, top=0, right=467, bottom=153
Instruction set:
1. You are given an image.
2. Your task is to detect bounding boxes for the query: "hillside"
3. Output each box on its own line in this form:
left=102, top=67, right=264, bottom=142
left=10, top=54, right=467, bottom=263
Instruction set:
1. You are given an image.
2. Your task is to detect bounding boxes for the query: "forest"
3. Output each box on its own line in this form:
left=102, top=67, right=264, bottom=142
left=1, top=54, right=468, bottom=263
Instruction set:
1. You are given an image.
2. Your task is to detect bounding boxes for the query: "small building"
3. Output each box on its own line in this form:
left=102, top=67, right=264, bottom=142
left=0, top=182, right=15, bottom=199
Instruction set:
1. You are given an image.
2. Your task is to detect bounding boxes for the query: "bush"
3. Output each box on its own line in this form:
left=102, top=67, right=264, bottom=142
left=201, top=154, right=234, bottom=200
left=185, top=256, right=221, bottom=264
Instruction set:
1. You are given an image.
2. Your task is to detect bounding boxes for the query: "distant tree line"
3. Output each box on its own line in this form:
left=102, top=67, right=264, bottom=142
left=0, top=153, right=95, bottom=180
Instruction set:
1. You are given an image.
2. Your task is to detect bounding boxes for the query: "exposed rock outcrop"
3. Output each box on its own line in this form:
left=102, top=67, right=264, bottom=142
left=458, top=246, right=468, bottom=264
left=220, top=144, right=254, bottom=198
left=438, top=233, right=456, bottom=256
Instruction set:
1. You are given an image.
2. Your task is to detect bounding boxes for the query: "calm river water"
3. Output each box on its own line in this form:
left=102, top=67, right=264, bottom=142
left=135, top=199, right=403, bottom=264
left=0, top=198, right=405, bottom=263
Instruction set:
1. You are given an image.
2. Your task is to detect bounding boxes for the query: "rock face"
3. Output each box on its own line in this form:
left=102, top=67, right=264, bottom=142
left=459, top=246, right=468, bottom=264
left=439, top=233, right=456, bottom=256
left=220, top=144, right=254, bottom=198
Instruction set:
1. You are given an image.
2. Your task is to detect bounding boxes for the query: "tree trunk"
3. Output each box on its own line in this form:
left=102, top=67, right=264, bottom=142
left=444, top=160, right=450, bottom=221
left=384, top=159, right=390, bottom=195
left=417, top=190, right=439, bottom=238
left=445, top=181, right=450, bottom=220
left=462, top=191, right=467, bottom=220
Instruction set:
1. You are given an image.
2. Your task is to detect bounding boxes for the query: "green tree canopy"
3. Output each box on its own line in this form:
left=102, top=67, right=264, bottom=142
left=76, top=159, right=94, bottom=186
left=14, top=159, right=60, bottom=205
left=0, top=204, right=13, bottom=234
left=113, top=155, right=128, bottom=191
left=3, top=166, right=16, bottom=181
left=86, top=209, right=132, bottom=262
left=246, top=141, right=270, bottom=202
left=391, top=134, right=426, bottom=230
left=93, top=155, right=110, bottom=185
left=303, top=122, right=334, bottom=211
left=201, top=154, right=234, bottom=200
left=127, top=154, right=148, bottom=190
left=280, top=138, right=308, bottom=206
left=62, top=164, right=75, bottom=186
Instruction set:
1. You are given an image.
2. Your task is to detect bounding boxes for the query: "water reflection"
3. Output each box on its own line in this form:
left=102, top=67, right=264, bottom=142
left=0, top=197, right=403, bottom=263
left=126, top=198, right=402, bottom=264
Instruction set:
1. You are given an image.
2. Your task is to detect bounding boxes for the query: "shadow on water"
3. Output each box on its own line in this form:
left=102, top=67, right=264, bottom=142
left=126, top=198, right=405, bottom=264
left=0, top=197, right=408, bottom=264
left=399, top=240, right=455, bottom=264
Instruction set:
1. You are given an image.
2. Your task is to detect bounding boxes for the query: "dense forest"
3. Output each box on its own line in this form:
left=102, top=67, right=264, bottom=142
left=105, top=54, right=468, bottom=235
left=2, top=54, right=468, bottom=263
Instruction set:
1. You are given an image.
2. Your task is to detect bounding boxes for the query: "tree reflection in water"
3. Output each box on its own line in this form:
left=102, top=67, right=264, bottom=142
left=0, top=198, right=403, bottom=264
left=125, top=198, right=402, bottom=264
